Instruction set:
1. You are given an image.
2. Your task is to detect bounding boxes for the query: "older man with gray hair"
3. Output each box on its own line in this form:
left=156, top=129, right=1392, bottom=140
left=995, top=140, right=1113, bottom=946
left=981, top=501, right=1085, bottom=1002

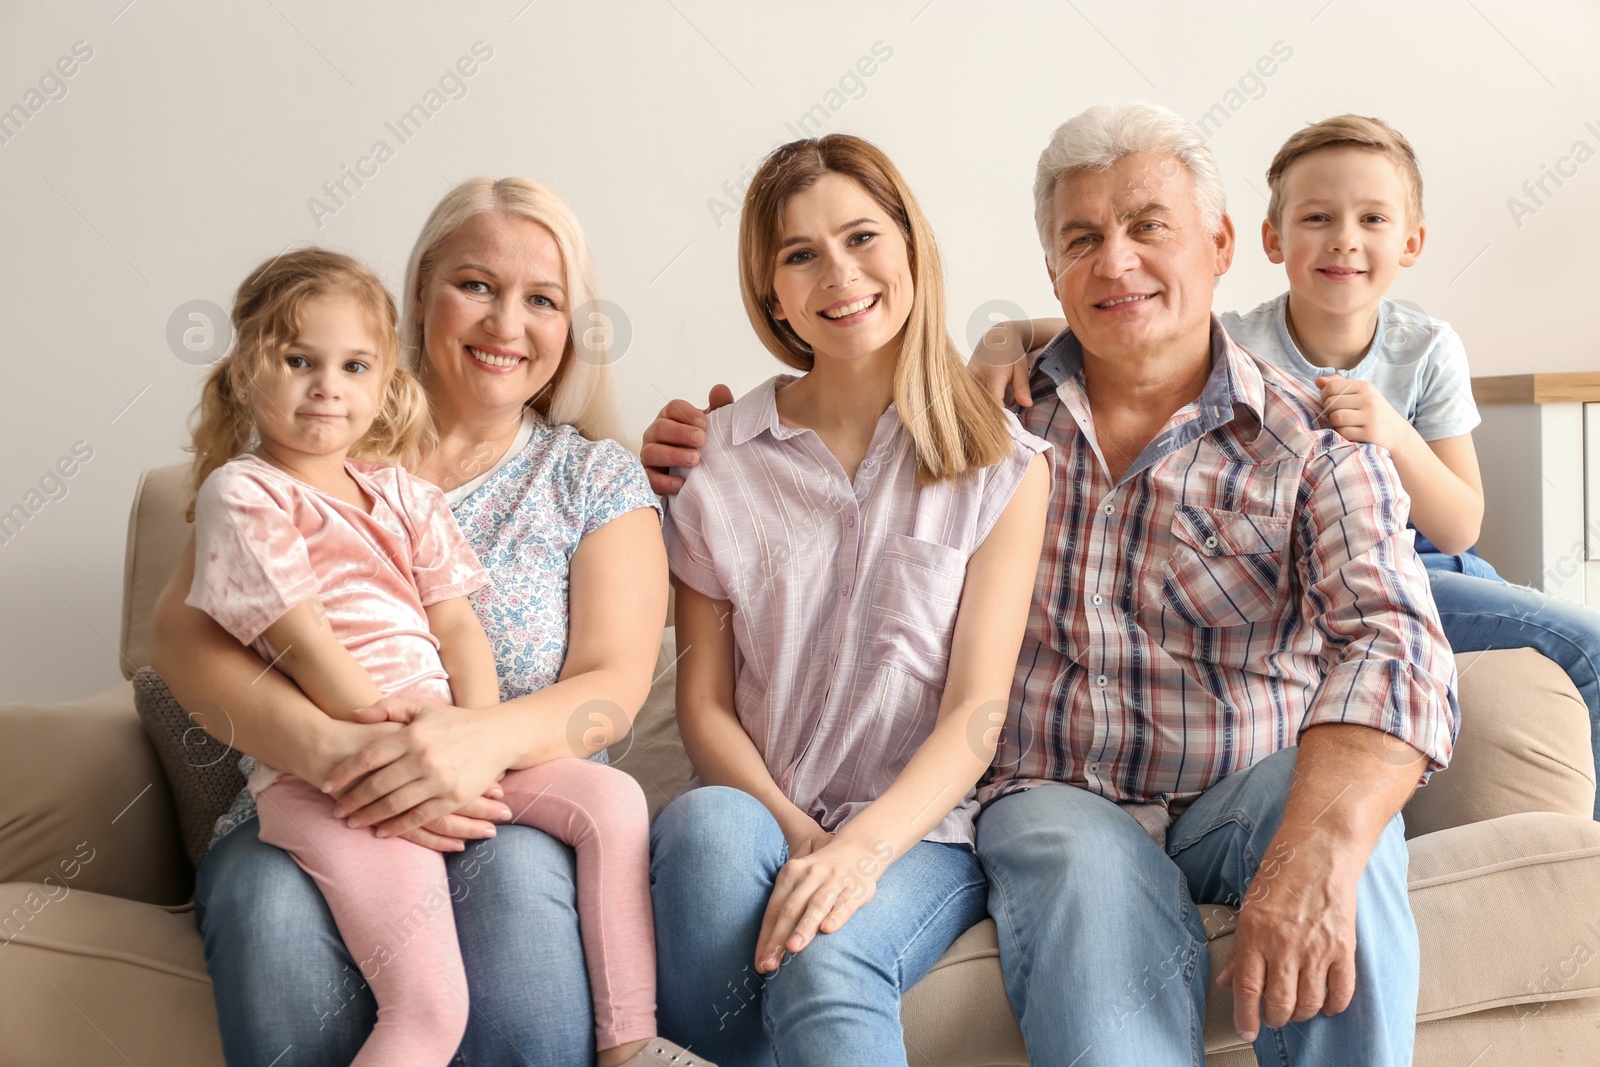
left=971, top=103, right=1455, bottom=1066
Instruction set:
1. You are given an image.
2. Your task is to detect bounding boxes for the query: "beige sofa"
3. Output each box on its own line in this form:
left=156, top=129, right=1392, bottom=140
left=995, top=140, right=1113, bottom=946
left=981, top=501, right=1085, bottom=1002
left=4, top=462, right=1600, bottom=1066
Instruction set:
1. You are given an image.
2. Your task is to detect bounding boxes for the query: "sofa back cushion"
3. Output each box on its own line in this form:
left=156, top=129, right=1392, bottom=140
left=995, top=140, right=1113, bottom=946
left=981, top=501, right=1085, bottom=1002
left=1402, top=647, right=1595, bottom=837
left=610, top=628, right=694, bottom=820
left=0, top=684, right=192, bottom=905
left=120, top=463, right=191, bottom=679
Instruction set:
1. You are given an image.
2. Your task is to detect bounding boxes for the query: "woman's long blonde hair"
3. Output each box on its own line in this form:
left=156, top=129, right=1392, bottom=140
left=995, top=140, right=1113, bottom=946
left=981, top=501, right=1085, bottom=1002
left=738, top=135, right=1011, bottom=484
left=185, top=248, right=428, bottom=520
left=399, top=177, right=624, bottom=465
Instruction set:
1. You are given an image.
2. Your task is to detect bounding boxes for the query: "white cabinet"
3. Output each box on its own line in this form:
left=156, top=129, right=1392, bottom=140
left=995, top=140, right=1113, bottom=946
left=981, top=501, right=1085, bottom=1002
left=1472, top=374, right=1600, bottom=607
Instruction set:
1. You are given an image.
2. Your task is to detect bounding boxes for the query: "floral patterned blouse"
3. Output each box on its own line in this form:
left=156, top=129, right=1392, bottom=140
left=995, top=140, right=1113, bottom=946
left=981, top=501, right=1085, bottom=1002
left=209, top=411, right=660, bottom=844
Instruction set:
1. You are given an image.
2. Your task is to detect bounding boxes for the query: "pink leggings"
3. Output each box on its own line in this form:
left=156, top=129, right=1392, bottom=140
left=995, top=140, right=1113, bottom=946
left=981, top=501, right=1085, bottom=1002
left=257, top=758, right=656, bottom=1066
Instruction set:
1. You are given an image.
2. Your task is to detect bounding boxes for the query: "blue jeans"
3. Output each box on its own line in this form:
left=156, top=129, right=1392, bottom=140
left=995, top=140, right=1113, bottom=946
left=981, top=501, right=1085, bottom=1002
left=195, top=818, right=593, bottom=1067
left=649, top=786, right=988, bottom=1067
left=976, top=748, right=1418, bottom=1067
left=1423, top=551, right=1600, bottom=817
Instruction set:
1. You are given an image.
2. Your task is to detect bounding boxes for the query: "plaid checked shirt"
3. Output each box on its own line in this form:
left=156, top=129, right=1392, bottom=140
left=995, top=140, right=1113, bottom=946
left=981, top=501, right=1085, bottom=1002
left=979, top=319, right=1457, bottom=825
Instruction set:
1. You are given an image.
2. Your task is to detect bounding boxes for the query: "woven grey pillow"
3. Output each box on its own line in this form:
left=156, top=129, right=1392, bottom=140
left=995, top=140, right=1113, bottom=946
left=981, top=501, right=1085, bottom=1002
left=132, top=667, right=247, bottom=870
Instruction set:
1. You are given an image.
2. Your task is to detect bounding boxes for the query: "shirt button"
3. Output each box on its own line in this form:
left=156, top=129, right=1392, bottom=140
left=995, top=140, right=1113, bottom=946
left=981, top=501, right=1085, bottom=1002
left=1088, top=761, right=1100, bottom=774
left=1091, top=594, right=1103, bottom=606
left=863, top=459, right=876, bottom=470
left=846, top=515, right=856, bottom=528
left=1103, top=502, right=1115, bottom=516
left=841, top=584, right=851, bottom=597
left=1096, top=674, right=1108, bottom=687
left=1204, top=536, right=1219, bottom=550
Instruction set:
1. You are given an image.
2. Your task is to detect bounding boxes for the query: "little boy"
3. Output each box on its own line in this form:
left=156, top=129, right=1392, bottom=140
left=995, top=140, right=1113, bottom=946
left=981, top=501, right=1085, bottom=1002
left=970, top=115, right=1600, bottom=815
left=1228, top=116, right=1599, bottom=805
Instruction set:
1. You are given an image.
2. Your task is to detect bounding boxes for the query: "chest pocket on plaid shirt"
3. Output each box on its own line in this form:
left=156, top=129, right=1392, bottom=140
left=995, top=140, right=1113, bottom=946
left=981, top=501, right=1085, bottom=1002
left=1158, top=504, right=1290, bottom=627
left=862, top=534, right=969, bottom=686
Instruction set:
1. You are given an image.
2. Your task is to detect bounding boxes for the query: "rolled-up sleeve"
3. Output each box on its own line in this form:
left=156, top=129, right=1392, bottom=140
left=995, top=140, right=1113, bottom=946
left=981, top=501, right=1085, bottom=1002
left=1294, top=438, right=1458, bottom=776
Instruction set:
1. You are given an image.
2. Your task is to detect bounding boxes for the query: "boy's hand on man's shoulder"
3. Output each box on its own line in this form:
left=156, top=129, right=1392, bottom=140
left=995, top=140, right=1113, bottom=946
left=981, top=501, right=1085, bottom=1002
left=1315, top=376, right=1412, bottom=453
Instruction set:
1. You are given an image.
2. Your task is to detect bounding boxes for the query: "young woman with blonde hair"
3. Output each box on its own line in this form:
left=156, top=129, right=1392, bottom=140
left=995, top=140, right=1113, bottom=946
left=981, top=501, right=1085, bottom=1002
left=650, top=135, right=1051, bottom=1065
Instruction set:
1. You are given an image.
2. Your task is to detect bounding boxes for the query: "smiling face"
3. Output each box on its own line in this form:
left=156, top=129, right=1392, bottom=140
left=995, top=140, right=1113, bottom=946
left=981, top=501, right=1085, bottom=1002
left=248, top=292, right=388, bottom=465
left=417, top=209, right=571, bottom=421
left=1263, top=146, right=1424, bottom=320
left=768, top=172, right=914, bottom=367
left=1046, top=151, right=1234, bottom=365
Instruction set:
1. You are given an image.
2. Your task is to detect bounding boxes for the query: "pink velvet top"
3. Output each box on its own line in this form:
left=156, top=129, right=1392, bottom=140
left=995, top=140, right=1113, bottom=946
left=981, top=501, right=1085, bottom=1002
left=188, top=453, right=489, bottom=791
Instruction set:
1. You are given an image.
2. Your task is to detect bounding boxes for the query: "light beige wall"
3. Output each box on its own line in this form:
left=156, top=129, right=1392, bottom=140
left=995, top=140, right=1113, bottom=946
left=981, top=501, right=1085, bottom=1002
left=3, top=0, right=1596, bottom=701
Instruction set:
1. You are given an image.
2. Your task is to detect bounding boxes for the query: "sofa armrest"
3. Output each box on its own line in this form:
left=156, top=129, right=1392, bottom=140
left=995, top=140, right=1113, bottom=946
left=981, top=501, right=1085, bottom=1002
left=1404, top=648, right=1596, bottom=838
left=0, top=683, right=192, bottom=906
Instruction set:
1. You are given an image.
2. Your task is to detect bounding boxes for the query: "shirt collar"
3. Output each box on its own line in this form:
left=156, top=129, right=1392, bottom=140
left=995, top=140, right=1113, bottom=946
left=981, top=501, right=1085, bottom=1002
left=731, top=374, right=803, bottom=446
left=730, top=373, right=908, bottom=459
left=1034, top=315, right=1267, bottom=442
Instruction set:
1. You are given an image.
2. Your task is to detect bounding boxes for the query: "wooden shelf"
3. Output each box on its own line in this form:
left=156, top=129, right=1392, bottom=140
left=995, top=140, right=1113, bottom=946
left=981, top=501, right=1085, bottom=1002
left=1472, top=373, right=1600, bottom=404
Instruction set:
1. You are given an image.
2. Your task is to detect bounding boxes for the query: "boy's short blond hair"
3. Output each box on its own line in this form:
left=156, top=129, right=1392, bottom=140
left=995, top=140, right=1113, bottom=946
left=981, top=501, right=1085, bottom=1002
left=1266, top=114, right=1423, bottom=229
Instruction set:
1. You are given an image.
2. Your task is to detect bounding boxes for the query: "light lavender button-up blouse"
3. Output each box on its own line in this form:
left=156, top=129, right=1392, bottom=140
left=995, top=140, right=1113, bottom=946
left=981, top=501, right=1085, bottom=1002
left=664, top=375, right=1049, bottom=846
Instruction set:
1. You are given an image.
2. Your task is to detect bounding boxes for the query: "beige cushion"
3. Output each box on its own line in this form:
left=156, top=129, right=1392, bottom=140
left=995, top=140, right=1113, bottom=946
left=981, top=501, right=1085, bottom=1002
left=609, top=627, right=694, bottom=821
left=1409, top=813, right=1600, bottom=1018
left=0, top=884, right=221, bottom=1066
left=119, top=463, right=191, bottom=681
left=901, top=919, right=1028, bottom=1065
left=0, top=684, right=190, bottom=907
left=1169, top=997, right=1600, bottom=1067
left=1405, top=648, right=1596, bottom=838
left=1200, top=812, right=1600, bottom=1056
left=1413, top=996, right=1600, bottom=1065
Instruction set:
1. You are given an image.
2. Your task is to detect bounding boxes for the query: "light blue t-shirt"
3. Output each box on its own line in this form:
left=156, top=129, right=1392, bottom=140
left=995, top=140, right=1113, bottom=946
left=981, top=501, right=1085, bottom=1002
left=1221, top=293, right=1480, bottom=442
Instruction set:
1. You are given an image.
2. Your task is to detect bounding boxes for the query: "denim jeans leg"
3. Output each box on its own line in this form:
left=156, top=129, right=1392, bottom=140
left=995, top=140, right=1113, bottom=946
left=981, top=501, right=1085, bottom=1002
left=196, top=817, right=593, bottom=1067
left=651, top=787, right=787, bottom=1067
left=976, top=783, right=1208, bottom=1067
left=1167, top=747, right=1419, bottom=1067
left=1426, top=567, right=1600, bottom=816
left=759, top=840, right=988, bottom=1067
left=196, top=817, right=372, bottom=1067
left=447, top=824, right=594, bottom=1066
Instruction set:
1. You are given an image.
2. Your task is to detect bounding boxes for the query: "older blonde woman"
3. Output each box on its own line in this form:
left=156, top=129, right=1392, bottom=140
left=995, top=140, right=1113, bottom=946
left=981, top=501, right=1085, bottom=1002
left=153, top=178, right=667, bottom=1066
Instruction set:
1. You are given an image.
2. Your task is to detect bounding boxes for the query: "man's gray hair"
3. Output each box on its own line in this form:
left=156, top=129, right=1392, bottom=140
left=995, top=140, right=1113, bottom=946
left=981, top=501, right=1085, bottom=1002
left=1034, top=103, right=1227, bottom=263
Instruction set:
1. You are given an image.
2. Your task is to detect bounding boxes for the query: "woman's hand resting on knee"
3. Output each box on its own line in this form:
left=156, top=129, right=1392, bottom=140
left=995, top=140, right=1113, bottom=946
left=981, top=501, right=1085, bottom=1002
left=754, top=832, right=896, bottom=973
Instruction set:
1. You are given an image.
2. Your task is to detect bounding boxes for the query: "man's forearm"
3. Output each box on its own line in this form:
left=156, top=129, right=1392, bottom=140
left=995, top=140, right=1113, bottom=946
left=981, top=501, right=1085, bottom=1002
left=1275, top=723, right=1423, bottom=862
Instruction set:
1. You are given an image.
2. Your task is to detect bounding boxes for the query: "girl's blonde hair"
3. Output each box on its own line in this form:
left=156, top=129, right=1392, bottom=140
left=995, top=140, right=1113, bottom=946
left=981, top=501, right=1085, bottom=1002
left=185, top=248, right=428, bottom=521
left=400, top=177, right=623, bottom=462
left=738, top=135, right=1011, bottom=484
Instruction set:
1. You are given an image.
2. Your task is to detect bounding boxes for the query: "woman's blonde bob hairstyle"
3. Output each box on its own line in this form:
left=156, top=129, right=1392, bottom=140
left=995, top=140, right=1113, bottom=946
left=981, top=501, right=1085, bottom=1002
left=738, top=135, right=1010, bottom=484
left=185, top=247, right=428, bottom=521
left=400, top=177, right=623, bottom=459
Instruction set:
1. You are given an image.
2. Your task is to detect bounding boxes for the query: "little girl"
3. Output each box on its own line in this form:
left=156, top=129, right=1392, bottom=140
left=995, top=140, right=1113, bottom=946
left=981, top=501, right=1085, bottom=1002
left=185, top=248, right=710, bottom=1067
